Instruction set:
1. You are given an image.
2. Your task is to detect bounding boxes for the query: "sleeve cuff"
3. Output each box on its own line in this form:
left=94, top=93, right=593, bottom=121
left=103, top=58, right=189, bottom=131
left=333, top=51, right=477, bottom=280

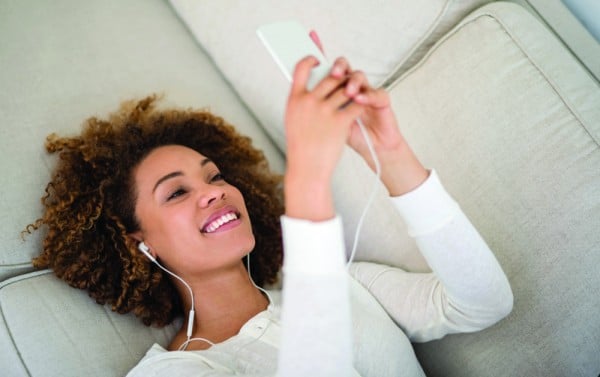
left=280, top=215, right=347, bottom=274
left=390, top=170, right=461, bottom=237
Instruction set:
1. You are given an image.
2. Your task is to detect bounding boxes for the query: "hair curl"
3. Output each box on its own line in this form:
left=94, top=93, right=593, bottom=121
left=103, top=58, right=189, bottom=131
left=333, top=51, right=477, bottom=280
left=25, top=95, right=284, bottom=327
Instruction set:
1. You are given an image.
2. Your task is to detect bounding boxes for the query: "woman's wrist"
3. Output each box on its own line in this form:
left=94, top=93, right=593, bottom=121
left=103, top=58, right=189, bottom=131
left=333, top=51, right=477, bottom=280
left=284, top=173, right=335, bottom=221
left=377, top=142, right=429, bottom=196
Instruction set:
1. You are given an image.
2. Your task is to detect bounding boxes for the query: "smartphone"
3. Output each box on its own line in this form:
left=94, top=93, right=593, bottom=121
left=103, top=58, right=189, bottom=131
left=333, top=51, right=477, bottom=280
left=256, top=20, right=330, bottom=89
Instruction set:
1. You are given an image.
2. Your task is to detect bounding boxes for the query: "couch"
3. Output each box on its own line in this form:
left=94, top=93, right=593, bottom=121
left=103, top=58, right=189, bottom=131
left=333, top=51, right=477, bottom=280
left=1, top=0, right=599, bottom=376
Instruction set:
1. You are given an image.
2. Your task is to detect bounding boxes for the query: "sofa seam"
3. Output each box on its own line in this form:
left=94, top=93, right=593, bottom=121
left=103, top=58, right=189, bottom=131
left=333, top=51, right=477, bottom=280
left=0, top=305, right=30, bottom=376
left=0, top=262, right=34, bottom=269
left=388, top=10, right=600, bottom=148
left=484, top=12, right=600, bottom=147
left=379, top=0, right=452, bottom=88
left=0, top=269, right=53, bottom=289
left=0, top=272, right=50, bottom=377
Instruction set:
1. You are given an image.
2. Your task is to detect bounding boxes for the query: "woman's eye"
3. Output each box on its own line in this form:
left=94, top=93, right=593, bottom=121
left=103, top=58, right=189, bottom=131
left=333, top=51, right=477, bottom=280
left=167, top=188, right=187, bottom=201
left=211, top=173, right=225, bottom=182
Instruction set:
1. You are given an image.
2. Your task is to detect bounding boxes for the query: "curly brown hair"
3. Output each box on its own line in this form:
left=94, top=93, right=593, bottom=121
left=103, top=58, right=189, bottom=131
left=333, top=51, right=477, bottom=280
left=25, top=95, right=284, bottom=327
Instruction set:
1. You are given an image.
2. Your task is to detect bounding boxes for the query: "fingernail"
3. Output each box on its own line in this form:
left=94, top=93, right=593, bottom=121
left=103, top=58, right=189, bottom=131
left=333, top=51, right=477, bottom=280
left=347, top=82, right=358, bottom=94
left=332, top=65, right=343, bottom=77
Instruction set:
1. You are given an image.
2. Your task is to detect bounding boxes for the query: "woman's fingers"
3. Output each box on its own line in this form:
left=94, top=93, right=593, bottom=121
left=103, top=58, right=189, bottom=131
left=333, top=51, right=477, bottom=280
left=338, top=100, right=365, bottom=125
left=327, top=90, right=353, bottom=110
left=326, top=69, right=372, bottom=110
left=354, top=87, right=391, bottom=109
left=330, top=59, right=389, bottom=109
left=311, top=56, right=355, bottom=99
left=330, top=57, right=351, bottom=79
left=294, top=55, right=374, bottom=105
left=292, top=56, right=348, bottom=100
left=344, top=70, right=369, bottom=97
left=292, top=55, right=378, bottom=117
left=291, top=56, right=320, bottom=95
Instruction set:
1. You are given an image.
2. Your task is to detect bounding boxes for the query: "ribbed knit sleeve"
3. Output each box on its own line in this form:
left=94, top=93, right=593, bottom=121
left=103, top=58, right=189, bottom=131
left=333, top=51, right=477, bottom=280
left=277, top=215, right=357, bottom=376
left=349, top=170, right=513, bottom=342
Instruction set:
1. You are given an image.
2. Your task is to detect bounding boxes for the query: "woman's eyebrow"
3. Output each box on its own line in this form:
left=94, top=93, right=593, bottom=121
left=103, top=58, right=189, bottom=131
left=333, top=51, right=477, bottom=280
left=152, top=171, right=183, bottom=193
left=201, top=157, right=213, bottom=167
left=152, top=158, right=214, bottom=193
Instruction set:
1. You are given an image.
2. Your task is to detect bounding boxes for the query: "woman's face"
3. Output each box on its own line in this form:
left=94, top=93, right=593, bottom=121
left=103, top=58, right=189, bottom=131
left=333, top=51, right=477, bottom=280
left=131, top=145, right=255, bottom=277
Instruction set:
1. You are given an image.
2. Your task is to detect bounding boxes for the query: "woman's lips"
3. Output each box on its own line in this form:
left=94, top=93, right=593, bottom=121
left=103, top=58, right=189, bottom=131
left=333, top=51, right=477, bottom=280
left=201, top=206, right=241, bottom=233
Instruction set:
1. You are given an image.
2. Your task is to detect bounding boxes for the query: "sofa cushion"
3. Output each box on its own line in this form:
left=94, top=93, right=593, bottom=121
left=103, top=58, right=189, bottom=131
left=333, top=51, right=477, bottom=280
left=0, top=270, right=179, bottom=376
left=386, top=2, right=600, bottom=376
left=0, top=0, right=284, bottom=282
left=169, top=0, right=491, bottom=150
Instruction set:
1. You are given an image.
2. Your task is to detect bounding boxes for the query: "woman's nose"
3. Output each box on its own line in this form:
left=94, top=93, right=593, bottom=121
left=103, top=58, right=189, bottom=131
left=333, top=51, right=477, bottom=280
left=198, top=186, right=226, bottom=208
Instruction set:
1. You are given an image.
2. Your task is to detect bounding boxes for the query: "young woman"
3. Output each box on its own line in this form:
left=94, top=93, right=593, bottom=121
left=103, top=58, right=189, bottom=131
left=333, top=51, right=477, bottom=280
left=27, top=56, right=513, bottom=376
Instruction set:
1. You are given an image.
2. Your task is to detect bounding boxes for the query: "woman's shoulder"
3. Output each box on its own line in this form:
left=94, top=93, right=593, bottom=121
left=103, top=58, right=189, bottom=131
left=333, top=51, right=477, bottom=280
left=127, top=343, right=170, bottom=377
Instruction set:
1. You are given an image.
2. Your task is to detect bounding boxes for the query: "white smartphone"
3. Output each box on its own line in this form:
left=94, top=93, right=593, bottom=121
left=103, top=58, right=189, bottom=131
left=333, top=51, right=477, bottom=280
left=256, top=20, right=330, bottom=90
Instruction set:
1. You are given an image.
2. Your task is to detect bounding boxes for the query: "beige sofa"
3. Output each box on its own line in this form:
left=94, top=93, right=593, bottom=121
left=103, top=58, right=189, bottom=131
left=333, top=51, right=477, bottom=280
left=1, top=0, right=599, bottom=376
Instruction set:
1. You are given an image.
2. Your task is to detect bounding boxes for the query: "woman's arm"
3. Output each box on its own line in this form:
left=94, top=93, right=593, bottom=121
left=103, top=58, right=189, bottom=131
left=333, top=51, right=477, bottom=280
left=332, top=57, right=429, bottom=197
left=334, top=58, right=512, bottom=341
left=349, top=171, right=513, bottom=342
left=276, top=56, right=363, bottom=376
left=278, top=216, right=353, bottom=376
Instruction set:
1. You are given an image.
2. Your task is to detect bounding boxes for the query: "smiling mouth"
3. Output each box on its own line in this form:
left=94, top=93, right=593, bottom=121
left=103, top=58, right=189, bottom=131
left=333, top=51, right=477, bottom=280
left=202, top=211, right=240, bottom=233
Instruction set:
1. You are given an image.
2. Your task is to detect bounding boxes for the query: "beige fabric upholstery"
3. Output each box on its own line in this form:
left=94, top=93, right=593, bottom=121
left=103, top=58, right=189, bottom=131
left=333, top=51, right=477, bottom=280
left=0, top=271, right=179, bottom=376
left=169, top=0, right=491, bottom=149
left=387, top=2, right=600, bottom=376
left=1, top=0, right=599, bottom=376
left=0, top=0, right=284, bottom=282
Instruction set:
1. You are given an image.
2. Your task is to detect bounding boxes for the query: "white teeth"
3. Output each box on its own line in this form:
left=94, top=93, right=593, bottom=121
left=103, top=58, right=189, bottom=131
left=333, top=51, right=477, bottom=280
left=205, top=212, right=238, bottom=233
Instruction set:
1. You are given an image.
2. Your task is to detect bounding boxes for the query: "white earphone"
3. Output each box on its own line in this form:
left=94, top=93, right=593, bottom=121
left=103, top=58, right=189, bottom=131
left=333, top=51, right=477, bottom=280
left=137, top=241, right=198, bottom=348
left=136, top=241, right=272, bottom=351
left=138, top=241, right=156, bottom=262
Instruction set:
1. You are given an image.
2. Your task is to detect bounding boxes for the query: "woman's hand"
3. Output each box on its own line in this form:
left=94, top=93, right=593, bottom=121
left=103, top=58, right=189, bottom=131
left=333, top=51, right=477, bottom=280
left=284, top=56, right=365, bottom=221
left=331, top=58, right=429, bottom=196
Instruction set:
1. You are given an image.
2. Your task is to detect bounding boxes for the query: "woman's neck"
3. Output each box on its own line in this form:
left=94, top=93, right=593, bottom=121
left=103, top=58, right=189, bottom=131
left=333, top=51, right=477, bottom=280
left=168, top=262, right=270, bottom=351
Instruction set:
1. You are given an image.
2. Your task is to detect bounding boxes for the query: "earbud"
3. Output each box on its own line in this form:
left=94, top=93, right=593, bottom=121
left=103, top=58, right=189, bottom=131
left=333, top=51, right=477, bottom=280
left=138, top=241, right=156, bottom=262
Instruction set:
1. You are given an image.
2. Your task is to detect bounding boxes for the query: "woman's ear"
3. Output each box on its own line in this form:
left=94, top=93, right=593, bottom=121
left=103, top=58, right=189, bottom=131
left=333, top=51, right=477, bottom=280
left=128, top=231, right=143, bottom=244
left=128, top=231, right=157, bottom=260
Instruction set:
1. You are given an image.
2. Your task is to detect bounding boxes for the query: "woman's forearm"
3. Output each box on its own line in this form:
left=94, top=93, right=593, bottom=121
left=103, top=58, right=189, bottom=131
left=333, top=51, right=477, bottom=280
left=375, top=141, right=429, bottom=197
left=284, top=173, right=335, bottom=221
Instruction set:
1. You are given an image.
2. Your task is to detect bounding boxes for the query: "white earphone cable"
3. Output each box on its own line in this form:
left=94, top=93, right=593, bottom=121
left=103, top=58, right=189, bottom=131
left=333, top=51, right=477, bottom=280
left=143, top=249, right=272, bottom=352
left=229, top=254, right=275, bottom=359
left=246, top=253, right=274, bottom=307
left=146, top=258, right=214, bottom=351
left=346, top=117, right=381, bottom=267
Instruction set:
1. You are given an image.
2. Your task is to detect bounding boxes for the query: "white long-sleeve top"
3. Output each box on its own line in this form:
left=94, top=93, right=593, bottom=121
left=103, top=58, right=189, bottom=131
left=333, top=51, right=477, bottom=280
left=127, top=170, right=513, bottom=377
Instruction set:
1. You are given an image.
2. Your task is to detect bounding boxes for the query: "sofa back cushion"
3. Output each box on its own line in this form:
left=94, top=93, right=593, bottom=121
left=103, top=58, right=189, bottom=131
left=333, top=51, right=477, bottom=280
left=169, top=0, right=491, bottom=150
left=387, top=3, right=600, bottom=376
